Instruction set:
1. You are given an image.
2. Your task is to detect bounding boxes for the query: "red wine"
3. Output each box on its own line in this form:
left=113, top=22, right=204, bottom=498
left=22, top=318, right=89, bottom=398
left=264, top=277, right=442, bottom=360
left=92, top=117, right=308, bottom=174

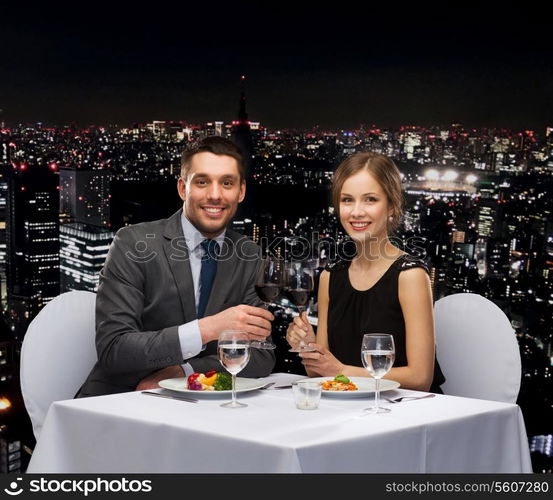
left=255, top=284, right=282, bottom=303
left=285, top=288, right=310, bottom=307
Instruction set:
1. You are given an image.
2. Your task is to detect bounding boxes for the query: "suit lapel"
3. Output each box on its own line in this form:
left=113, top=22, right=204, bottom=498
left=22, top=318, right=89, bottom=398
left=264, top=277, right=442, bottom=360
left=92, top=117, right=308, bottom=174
left=162, top=210, right=197, bottom=321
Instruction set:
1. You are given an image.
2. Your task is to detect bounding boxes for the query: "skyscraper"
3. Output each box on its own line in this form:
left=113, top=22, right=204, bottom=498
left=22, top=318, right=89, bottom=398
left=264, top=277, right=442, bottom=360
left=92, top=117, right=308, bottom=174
left=59, top=168, right=111, bottom=228
left=0, top=139, right=10, bottom=164
left=231, top=76, right=253, bottom=171
left=0, top=167, right=8, bottom=304
left=477, top=199, right=503, bottom=238
left=6, top=164, right=60, bottom=338
left=58, top=168, right=113, bottom=293
left=0, top=137, right=11, bottom=305
left=59, top=223, right=113, bottom=292
left=231, top=76, right=254, bottom=219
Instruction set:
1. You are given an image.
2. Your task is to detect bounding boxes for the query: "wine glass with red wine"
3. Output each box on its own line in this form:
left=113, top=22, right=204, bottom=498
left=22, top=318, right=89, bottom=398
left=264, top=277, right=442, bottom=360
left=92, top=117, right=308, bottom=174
left=285, top=260, right=315, bottom=352
left=251, top=256, right=283, bottom=349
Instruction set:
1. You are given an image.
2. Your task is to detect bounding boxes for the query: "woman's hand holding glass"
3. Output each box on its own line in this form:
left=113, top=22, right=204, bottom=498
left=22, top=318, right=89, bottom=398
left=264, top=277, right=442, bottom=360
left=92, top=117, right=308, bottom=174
left=285, top=260, right=315, bottom=352
left=298, top=343, right=345, bottom=377
left=286, top=311, right=316, bottom=352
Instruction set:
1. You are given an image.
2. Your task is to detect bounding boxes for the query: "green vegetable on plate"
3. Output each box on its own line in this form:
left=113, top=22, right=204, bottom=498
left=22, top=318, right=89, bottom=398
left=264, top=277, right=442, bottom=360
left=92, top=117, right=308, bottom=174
left=214, top=372, right=232, bottom=391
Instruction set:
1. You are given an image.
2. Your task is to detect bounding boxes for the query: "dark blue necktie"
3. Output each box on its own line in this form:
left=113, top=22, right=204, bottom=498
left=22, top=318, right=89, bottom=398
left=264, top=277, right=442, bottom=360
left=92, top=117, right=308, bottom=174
left=197, top=239, right=219, bottom=319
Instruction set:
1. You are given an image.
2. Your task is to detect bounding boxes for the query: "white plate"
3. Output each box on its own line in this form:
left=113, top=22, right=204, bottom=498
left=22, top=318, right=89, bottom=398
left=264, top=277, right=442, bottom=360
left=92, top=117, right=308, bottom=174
left=158, top=377, right=267, bottom=396
left=307, top=377, right=400, bottom=398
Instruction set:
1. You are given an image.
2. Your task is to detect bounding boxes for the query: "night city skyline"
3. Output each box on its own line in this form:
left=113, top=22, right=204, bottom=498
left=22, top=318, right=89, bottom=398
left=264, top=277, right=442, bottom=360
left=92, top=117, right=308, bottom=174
left=1, top=115, right=552, bottom=473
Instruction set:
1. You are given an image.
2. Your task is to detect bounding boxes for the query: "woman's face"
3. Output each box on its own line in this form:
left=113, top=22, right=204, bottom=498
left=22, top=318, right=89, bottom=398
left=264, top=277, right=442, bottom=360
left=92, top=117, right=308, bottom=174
left=339, top=169, right=393, bottom=243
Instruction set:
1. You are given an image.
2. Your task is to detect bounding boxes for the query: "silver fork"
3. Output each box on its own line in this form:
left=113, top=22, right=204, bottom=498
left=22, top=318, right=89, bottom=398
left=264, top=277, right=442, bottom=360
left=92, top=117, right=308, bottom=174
left=384, top=393, right=436, bottom=404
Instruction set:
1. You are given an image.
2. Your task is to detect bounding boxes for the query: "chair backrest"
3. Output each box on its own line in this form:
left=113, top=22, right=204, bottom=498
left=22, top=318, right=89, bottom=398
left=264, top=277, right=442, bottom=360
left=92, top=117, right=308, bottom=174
left=434, top=293, right=521, bottom=404
left=20, top=290, right=97, bottom=440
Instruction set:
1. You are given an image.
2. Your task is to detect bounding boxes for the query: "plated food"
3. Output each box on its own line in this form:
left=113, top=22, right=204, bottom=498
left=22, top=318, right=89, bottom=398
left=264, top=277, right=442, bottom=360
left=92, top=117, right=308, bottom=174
left=306, top=376, right=400, bottom=398
left=321, top=374, right=358, bottom=392
left=159, top=377, right=268, bottom=395
left=186, top=371, right=232, bottom=391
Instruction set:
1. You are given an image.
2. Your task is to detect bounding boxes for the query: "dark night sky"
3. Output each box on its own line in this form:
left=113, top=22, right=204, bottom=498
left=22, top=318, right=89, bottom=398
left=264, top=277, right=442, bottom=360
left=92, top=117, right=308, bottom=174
left=1, top=3, right=551, bottom=131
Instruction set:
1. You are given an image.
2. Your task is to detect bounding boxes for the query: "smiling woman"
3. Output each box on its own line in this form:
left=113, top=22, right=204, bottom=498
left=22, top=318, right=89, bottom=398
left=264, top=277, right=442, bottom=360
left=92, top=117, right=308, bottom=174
left=286, top=151, right=445, bottom=393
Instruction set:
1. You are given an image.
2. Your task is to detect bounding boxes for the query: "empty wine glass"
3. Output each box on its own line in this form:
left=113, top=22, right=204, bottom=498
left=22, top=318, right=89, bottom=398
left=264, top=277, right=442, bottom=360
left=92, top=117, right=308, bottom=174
left=285, top=260, right=315, bottom=352
left=361, top=333, right=395, bottom=414
left=251, top=256, right=283, bottom=350
left=217, top=330, right=251, bottom=408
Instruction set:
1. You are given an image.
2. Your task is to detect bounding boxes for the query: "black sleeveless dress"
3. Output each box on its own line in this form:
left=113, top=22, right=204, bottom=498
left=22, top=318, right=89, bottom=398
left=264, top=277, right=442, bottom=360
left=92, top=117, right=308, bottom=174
left=326, top=254, right=445, bottom=393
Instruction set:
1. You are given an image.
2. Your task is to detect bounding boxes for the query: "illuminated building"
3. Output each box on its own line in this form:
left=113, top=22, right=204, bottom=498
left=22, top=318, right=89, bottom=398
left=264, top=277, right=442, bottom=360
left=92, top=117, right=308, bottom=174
left=59, top=168, right=113, bottom=292
left=59, top=223, right=114, bottom=293
left=203, top=121, right=225, bottom=138
left=404, top=169, right=476, bottom=197
left=0, top=305, right=16, bottom=386
left=6, top=164, right=59, bottom=338
left=451, top=230, right=466, bottom=243
left=146, top=121, right=168, bottom=139
left=342, top=131, right=357, bottom=156
left=59, top=168, right=111, bottom=228
left=477, top=199, right=503, bottom=238
left=402, top=131, right=421, bottom=160
left=487, top=238, right=511, bottom=280
left=429, top=263, right=448, bottom=300
left=0, top=131, right=13, bottom=302
left=475, top=238, right=488, bottom=277
left=0, top=424, right=21, bottom=473
left=0, top=167, right=8, bottom=302
left=1, top=139, right=10, bottom=164
left=0, top=303, right=21, bottom=473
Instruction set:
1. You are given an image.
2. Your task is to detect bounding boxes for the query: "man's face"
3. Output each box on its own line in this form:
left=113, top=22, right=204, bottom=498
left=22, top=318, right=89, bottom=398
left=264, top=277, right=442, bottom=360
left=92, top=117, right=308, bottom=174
left=177, top=152, right=245, bottom=238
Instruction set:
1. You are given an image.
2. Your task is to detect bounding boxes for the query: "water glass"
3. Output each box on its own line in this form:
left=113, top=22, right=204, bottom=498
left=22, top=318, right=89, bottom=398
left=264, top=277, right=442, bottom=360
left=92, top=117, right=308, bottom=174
left=217, top=330, right=250, bottom=408
left=292, top=381, right=322, bottom=410
left=361, top=333, right=395, bottom=414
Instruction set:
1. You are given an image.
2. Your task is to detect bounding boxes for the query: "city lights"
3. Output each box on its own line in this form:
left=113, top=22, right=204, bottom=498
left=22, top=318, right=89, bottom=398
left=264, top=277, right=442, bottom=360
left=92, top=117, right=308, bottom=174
left=442, top=170, right=458, bottom=181
left=0, top=397, right=12, bottom=411
left=425, top=169, right=440, bottom=180
left=0, top=119, right=552, bottom=473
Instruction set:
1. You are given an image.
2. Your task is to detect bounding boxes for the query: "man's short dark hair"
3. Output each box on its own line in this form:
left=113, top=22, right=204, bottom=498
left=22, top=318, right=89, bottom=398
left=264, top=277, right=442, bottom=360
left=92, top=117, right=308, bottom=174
left=180, top=136, right=246, bottom=181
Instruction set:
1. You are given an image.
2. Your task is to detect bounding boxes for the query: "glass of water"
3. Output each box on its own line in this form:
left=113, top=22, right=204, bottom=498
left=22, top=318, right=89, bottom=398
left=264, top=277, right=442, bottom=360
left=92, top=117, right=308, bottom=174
left=361, top=333, right=395, bottom=414
left=217, top=330, right=251, bottom=408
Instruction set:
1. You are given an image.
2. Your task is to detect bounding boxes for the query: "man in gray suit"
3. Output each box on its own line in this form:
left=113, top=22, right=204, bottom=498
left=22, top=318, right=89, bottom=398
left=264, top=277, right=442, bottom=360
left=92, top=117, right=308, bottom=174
left=77, top=137, right=275, bottom=397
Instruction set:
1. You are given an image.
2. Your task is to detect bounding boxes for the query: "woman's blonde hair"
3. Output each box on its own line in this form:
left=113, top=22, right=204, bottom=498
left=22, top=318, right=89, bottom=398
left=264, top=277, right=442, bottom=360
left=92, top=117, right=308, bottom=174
left=332, top=152, right=404, bottom=234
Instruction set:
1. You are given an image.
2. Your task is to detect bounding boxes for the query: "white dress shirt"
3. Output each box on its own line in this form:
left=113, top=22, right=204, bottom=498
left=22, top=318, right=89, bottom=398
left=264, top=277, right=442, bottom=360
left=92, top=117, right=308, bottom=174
left=177, top=214, right=226, bottom=376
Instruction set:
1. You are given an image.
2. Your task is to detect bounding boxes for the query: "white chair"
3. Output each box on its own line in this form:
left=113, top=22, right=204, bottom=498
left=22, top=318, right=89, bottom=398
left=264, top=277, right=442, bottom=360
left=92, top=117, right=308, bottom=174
left=434, top=292, right=521, bottom=404
left=20, top=290, right=97, bottom=440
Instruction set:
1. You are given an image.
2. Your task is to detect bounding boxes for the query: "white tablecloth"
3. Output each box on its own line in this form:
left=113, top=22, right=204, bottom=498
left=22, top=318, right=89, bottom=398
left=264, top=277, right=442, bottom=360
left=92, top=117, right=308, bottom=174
left=27, top=373, right=532, bottom=473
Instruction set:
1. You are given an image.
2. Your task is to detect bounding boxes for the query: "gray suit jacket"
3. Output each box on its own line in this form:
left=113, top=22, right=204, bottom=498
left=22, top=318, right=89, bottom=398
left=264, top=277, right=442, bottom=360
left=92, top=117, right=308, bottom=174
left=77, top=209, right=275, bottom=397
